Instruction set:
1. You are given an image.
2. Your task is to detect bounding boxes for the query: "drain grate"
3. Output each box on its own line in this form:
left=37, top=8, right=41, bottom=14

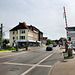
left=9, top=67, right=19, bottom=71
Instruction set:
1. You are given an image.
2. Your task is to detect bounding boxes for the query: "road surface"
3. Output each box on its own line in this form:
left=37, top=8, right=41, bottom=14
left=0, top=46, right=62, bottom=75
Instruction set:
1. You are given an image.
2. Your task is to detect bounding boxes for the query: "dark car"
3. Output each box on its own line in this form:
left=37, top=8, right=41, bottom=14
left=46, top=44, right=53, bottom=51
left=53, top=44, right=57, bottom=47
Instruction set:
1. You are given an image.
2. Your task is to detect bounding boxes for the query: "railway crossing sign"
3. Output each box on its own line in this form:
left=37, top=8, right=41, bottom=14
left=67, top=41, right=72, bottom=51
left=67, top=41, right=73, bottom=57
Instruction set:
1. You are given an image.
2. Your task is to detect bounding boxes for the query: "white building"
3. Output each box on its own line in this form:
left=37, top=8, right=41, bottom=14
left=68, top=27, right=75, bottom=44
left=10, top=22, right=43, bottom=47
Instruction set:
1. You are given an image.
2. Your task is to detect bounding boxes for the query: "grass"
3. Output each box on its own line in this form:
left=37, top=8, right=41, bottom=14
left=0, top=48, right=16, bottom=51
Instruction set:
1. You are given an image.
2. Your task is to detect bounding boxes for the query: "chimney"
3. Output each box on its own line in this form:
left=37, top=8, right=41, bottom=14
left=19, top=22, right=26, bottom=25
left=23, top=22, right=26, bottom=25
left=19, top=22, right=21, bottom=25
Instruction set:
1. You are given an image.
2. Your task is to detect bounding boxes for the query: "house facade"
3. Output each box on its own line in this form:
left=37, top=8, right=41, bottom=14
left=42, top=37, right=48, bottom=45
left=10, top=22, right=43, bottom=47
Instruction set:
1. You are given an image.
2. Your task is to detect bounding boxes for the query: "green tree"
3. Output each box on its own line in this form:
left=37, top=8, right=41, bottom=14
left=46, top=39, right=53, bottom=45
left=3, top=39, right=9, bottom=47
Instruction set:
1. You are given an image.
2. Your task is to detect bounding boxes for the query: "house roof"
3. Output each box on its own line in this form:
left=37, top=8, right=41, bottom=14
left=10, top=22, right=29, bottom=31
left=10, top=22, right=43, bottom=34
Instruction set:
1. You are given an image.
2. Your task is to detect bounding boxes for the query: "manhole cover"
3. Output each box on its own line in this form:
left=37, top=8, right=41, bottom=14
left=9, top=67, right=19, bottom=71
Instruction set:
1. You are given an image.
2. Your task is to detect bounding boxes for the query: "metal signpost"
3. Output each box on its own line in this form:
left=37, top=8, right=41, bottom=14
left=0, top=24, right=3, bottom=49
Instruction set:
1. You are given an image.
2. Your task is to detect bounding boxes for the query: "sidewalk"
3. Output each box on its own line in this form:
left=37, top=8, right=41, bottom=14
left=50, top=49, right=75, bottom=75
left=0, top=46, right=45, bottom=56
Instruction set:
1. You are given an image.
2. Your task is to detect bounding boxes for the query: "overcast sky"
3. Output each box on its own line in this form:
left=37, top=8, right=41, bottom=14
left=0, top=0, right=75, bottom=40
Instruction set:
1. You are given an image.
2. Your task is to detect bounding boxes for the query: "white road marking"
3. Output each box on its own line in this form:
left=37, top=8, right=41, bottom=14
left=3, top=62, right=52, bottom=68
left=21, top=50, right=57, bottom=75
left=36, top=64, right=52, bottom=68
left=3, top=62, right=34, bottom=66
left=0, top=51, right=28, bottom=58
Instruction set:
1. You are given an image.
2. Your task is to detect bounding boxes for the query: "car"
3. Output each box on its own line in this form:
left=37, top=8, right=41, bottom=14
left=46, top=44, right=53, bottom=51
left=53, top=44, right=57, bottom=47
left=71, top=44, right=75, bottom=50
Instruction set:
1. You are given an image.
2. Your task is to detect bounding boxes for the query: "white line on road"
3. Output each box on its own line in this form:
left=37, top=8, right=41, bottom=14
left=21, top=50, right=57, bottom=75
left=36, top=64, right=52, bottom=68
left=0, top=51, right=28, bottom=58
left=3, top=62, right=52, bottom=68
left=3, top=62, right=34, bottom=66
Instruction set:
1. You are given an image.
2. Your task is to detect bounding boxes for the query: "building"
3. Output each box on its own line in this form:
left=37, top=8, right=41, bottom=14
left=68, top=27, right=75, bottom=44
left=59, top=38, right=66, bottom=46
left=42, top=37, right=48, bottom=45
left=10, top=22, right=43, bottom=47
left=28, top=25, right=43, bottom=41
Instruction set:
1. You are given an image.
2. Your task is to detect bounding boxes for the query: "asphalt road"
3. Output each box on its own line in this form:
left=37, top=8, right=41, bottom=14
left=0, top=46, right=62, bottom=75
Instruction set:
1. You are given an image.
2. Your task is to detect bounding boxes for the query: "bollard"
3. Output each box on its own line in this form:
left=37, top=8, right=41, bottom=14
left=26, top=45, right=28, bottom=50
left=16, top=43, right=18, bottom=51
left=26, top=41, right=28, bottom=50
left=68, top=49, right=72, bottom=57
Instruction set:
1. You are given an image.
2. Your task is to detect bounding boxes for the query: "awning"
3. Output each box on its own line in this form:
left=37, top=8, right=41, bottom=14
left=16, top=40, right=41, bottom=43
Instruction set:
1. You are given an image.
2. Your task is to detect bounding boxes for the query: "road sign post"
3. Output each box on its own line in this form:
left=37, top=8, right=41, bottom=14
left=0, top=24, right=3, bottom=49
left=26, top=41, right=28, bottom=50
left=16, top=42, right=18, bottom=51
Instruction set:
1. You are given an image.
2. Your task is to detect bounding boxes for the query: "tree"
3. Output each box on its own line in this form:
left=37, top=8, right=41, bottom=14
left=3, top=39, right=9, bottom=47
left=46, top=39, right=53, bottom=45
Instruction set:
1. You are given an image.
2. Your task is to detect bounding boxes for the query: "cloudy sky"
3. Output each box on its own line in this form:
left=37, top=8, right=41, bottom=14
left=0, top=0, right=75, bottom=40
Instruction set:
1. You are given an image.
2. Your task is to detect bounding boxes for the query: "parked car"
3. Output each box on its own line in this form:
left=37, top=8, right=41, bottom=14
left=71, top=44, right=75, bottom=50
left=46, top=44, right=53, bottom=51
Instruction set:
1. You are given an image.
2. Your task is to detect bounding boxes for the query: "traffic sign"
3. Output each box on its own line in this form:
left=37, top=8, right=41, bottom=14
left=67, top=41, right=73, bottom=57
left=67, top=41, right=72, bottom=51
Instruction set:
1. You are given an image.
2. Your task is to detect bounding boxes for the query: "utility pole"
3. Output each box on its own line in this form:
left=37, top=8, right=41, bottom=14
left=0, top=23, right=3, bottom=49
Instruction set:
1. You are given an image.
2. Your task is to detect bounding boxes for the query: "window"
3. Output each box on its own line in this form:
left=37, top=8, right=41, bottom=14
left=69, top=37, right=71, bottom=41
left=17, top=37, right=18, bottom=40
left=17, top=31, right=18, bottom=34
left=20, top=30, right=25, bottom=34
left=20, top=36, right=25, bottom=40
left=68, top=28, right=74, bottom=31
left=13, top=37, right=14, bottom=39
left=13, top=31, right=15, bottom=35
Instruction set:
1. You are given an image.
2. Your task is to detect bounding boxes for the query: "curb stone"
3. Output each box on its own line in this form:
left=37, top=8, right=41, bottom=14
left=48, top=61, right=60, bottom=75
